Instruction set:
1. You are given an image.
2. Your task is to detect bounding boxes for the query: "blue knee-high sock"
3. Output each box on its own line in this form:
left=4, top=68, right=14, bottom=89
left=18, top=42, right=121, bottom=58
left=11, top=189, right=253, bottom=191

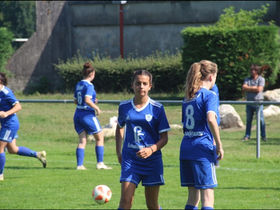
left=185, top=205, right=198, bottom=210
left=95, top=146, right=104, bottom=163
left=201, top=207, right=214, bottom=210
left=0, top=152, right=5, bottom=174
left=76, top=148, right=85, bottom=166
left=17, top=146, right=37, bottom=157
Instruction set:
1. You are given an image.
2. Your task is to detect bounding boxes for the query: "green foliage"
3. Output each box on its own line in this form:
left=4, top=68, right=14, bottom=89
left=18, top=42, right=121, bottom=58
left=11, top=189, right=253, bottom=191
left=181, top=4, right=280, bottom=99
left=0, top=1, right=36, bottom=38
left=55, top=52, right=186, bottom=93
left=0, top=27, right=13, bottom=74
left=215, top=4, right=269, bottom=28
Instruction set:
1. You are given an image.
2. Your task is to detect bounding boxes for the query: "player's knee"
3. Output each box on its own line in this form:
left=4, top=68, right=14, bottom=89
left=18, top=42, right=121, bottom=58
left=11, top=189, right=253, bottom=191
left=8, top=147, right=18, bottom=154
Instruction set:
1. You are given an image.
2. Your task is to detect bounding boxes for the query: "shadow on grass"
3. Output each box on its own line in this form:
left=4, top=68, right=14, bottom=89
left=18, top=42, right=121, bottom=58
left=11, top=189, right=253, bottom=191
left=246, top=138, right=280, bottom=145
left=220, top=186, right=280, bottom=191
left=5, top=166, right=74, bottom=170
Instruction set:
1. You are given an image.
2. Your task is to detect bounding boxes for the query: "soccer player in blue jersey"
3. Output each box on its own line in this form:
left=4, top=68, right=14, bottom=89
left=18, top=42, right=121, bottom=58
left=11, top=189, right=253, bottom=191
left=115, top=70, right=170, bottom=210
left=74, top=62, right=111, bottom=170
left=180, top=60, right=224, bottom=210
left=0, top=73, right=46, bottom=181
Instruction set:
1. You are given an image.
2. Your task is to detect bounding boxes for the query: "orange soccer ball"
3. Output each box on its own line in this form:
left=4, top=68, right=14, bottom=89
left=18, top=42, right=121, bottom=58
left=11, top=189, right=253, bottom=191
left=92, top=185, right=112, bottom=204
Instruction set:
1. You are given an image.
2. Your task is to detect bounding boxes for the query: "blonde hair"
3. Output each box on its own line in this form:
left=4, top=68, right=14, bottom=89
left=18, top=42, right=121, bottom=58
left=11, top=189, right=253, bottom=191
left=185, top=60, right=218, bottom=99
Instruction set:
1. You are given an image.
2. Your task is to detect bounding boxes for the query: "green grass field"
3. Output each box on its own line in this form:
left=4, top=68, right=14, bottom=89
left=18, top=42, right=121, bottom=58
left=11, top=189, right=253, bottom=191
left=0, top=93, right=279, bottom=209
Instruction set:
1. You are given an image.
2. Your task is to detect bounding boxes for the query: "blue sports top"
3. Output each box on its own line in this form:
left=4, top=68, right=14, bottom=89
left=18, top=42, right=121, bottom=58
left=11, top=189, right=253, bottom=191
left=210, top=84, right=220, bottom=125
left=74, top=80, right=96, bottom=113
left=118, top=97, right=170, bottom=161
left=0, top=86, right=19, bottom=127
left=180, top=88, right=218, bottom=161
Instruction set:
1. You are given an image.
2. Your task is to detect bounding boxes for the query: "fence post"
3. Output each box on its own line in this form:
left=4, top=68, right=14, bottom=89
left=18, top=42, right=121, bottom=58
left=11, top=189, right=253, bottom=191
left=256, top=104, right=261, bottom=158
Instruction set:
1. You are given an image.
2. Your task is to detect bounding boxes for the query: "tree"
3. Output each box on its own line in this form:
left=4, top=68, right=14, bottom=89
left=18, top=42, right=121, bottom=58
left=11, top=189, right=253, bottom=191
left=0, top=1, right=35, bottom=38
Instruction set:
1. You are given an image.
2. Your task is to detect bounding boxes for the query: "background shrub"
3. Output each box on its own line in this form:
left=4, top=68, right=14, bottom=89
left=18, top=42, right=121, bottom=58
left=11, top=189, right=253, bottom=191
left=181, top=4, right=280, bottom=99
left=55, top=51, right=186, bottom=93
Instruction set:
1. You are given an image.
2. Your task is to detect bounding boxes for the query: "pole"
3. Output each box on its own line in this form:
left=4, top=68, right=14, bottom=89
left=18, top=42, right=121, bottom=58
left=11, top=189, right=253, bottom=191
left=119, top=4, right=124, bottom=59
left=256, top=105, right=261, bottom=158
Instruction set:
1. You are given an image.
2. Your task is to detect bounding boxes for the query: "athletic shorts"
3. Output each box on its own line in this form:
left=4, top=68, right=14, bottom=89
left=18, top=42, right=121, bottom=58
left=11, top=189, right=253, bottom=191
left=0, top=127, right=18, bottom=143
left=180, top=159, right=217, bottom=189
left=120, top=159, right=165, bottom=187
left=74, top=111, right=102, bottom=135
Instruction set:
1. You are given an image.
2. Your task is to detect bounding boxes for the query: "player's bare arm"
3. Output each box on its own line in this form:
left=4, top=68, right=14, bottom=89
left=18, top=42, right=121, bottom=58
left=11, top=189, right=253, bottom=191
left=115, top=124, right=124, bottom=164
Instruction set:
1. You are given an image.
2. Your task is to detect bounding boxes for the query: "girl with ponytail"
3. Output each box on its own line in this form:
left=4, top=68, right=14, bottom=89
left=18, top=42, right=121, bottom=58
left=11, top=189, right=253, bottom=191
left=180, top=60, right=224, bottom=210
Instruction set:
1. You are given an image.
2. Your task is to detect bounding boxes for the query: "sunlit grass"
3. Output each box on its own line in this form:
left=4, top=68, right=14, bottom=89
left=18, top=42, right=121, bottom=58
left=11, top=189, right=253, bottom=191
left=0, top=93, right=279, bottom=209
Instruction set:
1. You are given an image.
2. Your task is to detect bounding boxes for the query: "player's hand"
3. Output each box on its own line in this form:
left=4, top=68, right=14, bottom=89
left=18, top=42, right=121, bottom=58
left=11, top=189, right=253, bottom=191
left=136, top=147, right=153, bottom=159
left=95, top=107, right=101, bottom=116
left=216, top=145, right=224, bottom=160
left=0, top=111, right=8, bottom=118
left=94, top=98, right=98, bottom=104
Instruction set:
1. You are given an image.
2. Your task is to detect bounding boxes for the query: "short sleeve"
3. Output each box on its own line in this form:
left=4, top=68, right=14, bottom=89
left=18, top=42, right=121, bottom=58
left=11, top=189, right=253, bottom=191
left=7, top=89, right=18, bottom=106
left=85, top=84, right=94, bottom=98
left=117, top=105, right=126, bottom=128
left=258, top=77, right=265, bottom=87
left=158, top=105, right=170, bottom=133
left=205, top=92, right=218, bottom=115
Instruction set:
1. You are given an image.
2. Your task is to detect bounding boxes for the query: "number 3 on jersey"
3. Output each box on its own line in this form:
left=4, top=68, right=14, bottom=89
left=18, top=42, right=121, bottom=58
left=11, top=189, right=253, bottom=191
left=185, top=104, right=195, bottom=129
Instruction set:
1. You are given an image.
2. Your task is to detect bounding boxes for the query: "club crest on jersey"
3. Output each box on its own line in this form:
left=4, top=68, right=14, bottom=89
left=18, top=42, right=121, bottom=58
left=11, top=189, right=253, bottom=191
left=145, top=114, right=152, bottom=122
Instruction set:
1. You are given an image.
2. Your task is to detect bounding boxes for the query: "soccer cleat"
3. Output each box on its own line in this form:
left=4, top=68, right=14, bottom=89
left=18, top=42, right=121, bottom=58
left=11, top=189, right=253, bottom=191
left=0, top=174, right=3, bottom=181
left=242, top=136, right=249, bottom=141
left=77, top=165, right=87, bottom=170
left=262, top=137, right=267, bottom=141
left=96, top=162, right=112, bottom=170
left=37, top=151, right=47, bottom=168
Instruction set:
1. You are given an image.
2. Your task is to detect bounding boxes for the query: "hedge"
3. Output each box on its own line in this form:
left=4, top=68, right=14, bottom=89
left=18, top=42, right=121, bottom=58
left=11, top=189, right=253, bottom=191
left=55, top=52, right=186, bottom=93
left=181, top=25, right=280, bottom=99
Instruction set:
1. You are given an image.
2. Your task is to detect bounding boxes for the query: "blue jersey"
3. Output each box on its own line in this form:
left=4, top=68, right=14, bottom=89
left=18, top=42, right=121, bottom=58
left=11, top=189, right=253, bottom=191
left=74, top=80, right=96, bottom=114
left=118, top=98, right=170, bottom=173
left=0, top=86, right=20, bottom=129
left=210, top=84, right=220, bottom=125
left=180, top=88, right=218, bottom=162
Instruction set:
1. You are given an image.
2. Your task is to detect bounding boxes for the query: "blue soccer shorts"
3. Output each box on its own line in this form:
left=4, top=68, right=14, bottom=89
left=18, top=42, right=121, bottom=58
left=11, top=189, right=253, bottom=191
left=74, top=111, right=102, bottom=135
left=180, top=159, right=217, bottom=189
left=0, top=127, right=18, bottom=143
left=120, top=159, right=165, bottom=187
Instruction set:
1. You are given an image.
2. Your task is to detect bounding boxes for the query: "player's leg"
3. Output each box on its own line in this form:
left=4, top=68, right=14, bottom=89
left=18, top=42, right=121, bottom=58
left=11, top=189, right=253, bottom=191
left=185, top=187, right=200, bottom=209
left=94, top=130, right=104, bottom=161
left=145, top=185, right=160, bottom=209
left=201, top=188, right=214, bottom=209
left=143, top=158, right=164, bottom=209
left=119, top=181, right=136, bottom=209
left=180, top=160, right=199, bottom=209
left=194, top=161, right=217, bottom=209
left=0, top=141, right=8, bottom=180
left=85, top=114, right=112, bottom=170
left=94, top=131, right=111, bottom=169
left=76, top=131, right=87, bottom=170
left=7, top=139, right=47, bottom=168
